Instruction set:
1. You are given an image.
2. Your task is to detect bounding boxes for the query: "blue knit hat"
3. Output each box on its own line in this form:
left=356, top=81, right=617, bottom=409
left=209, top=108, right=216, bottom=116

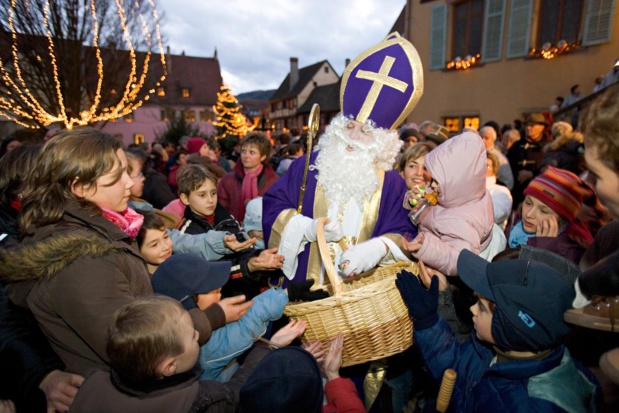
left=457, top=250, right=574, bottom=352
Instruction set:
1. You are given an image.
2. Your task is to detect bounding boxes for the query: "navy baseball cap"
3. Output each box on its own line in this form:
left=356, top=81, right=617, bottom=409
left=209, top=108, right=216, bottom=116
left=457, top=249, right=574, bottom=352
left=151, top=253, right=231, bottom=310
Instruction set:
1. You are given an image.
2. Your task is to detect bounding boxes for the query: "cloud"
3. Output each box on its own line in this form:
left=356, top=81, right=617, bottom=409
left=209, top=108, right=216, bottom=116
left=157, top=0, right=405, bottom=93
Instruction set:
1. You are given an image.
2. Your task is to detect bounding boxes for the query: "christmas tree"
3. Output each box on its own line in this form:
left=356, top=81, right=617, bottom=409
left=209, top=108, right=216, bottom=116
left=212, top=85, right=254, bottom=141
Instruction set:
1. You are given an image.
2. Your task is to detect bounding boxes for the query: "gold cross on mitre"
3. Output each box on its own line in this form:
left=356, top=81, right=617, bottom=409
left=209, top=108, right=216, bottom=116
left=355, top=56, right=408, bottom=123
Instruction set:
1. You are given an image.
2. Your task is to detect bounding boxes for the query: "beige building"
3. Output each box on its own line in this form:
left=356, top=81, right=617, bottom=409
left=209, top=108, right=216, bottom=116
left=400, top=0, right=619, bottom=131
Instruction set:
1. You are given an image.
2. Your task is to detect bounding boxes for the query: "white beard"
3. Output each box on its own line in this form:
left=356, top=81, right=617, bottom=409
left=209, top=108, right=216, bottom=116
left=315, top=114, right=401, bottom=207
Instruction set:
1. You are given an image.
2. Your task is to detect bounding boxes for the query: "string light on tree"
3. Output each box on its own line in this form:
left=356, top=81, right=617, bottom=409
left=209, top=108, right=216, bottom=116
left=0, top=0, right=166, bottom=129
left=212, top=84, right=254, bottom=140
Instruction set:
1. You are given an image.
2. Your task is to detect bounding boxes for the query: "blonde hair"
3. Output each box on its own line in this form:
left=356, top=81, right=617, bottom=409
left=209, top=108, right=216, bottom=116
left=19, top=128, right=122, bottom=234
left=580, top=90, right=619, bottom=172
left=107, top=296, right=185, bottom=381
left=397, top=142, right=435, bottom=172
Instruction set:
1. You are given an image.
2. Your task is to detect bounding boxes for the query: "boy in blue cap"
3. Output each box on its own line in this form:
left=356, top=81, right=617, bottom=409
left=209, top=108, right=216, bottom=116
left=396, top=250, right=600, bottom=412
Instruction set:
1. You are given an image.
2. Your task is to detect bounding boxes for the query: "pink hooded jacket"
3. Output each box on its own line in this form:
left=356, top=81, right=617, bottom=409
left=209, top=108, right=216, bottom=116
left=414, top=132, right=494, bottom=275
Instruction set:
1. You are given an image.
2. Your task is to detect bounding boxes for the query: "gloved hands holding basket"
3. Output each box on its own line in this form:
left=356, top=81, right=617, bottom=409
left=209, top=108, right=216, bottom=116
left=338, top=238, right=388, bottom=278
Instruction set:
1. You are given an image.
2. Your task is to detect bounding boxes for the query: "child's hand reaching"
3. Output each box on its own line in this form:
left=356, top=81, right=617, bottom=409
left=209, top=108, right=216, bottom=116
left=270, top=319, right=307, bottom=348
left=419, top=260, right=448, bottom=291
left=218, top=295, right=253, bottom=322
left=323, top=333, right=344, bottom=381
left=247, top=247, right=284, bottom=272
left=401, top=233, right=424, bottom=254
left=224, top=234, right=256, bottom=251
left=302, top=340, right=326, bottom=364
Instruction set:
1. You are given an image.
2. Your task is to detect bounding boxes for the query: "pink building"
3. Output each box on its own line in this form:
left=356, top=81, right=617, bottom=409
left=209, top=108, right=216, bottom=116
left=99, top=51, right=222, bottom=146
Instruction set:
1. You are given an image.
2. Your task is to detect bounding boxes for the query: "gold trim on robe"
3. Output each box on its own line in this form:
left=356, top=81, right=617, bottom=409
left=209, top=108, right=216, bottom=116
left=268, top=208, right=298, bottom=249
left=306, top=169, right=385, bottom=287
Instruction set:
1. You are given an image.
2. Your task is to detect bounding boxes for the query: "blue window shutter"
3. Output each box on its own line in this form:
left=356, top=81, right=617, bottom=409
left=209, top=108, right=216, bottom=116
left=506, top=0, right=533, bottom=58
left=430, top=4, right=447, bottom=70
left=582, top=0, right=617, bottom=45
left=482, top=0, right=507, bottom=62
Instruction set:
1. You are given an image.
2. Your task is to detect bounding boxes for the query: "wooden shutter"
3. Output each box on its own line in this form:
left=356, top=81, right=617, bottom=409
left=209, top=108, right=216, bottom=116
left=482, top=0, right=507, bottom=61
left=506, top=0, right=533, bottom=58
left=430, top=4, right=448, bottom=70
left=582, top=0, right=617, bottom=45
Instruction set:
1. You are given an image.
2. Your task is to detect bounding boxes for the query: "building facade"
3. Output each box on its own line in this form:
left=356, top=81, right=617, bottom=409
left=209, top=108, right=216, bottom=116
left=400, top=0, right=618, bottom=130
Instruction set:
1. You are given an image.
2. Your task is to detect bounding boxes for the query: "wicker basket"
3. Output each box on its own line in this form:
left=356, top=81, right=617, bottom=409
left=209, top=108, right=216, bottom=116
left=284, top=218, right=417, bottom=367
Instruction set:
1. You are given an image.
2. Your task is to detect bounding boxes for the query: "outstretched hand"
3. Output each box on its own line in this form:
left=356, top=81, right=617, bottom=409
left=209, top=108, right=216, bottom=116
left=303, top=340, right=327, bottom=364
left=218, top=295, right=253, bottom=323
left=396, top=270, right=439, bottom=330
left=270, top=319, right=307, bottom=348
left=418, top=260, right=448, bottom=291
left=247, top=247, right=284, bottom=272
left=39, top=369, right=84, bottom=413
left=323, top=333, right=345, bottom=381
left=401, top=233, right=424, bottom=254
left=224, top=234, right=256, bottom=251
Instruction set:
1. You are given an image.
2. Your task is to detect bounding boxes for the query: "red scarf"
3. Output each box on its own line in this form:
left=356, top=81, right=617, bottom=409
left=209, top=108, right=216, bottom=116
left=101, top=207, right=144, bottom=238
left=241, top=164, right=263, bottom=217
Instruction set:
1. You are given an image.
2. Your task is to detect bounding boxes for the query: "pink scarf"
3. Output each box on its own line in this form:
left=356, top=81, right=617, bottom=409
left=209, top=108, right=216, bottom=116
left=101, top=207, right=144, bottom=239
left=241, top=164, right=263, bottom=218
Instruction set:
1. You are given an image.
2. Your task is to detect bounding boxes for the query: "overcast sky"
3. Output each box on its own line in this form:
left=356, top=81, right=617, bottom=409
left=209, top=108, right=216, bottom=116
left=156, top=0, right=406, bottom=94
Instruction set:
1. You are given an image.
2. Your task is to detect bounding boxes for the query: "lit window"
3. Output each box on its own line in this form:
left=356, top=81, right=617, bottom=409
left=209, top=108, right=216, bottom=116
left=444, top=117, right=460, bottom=132
left=157, top=87, right=165, bottom=97
left=185, top=109, right=196, bottom=122
left=464, top=116, right=480, bottom=130
left=182, top=88, right=190, bottom=98
left=133, top=133, right=145, bottom=144
left=125, top=113, right=134, bottom=123
left=160, top=109, right=168, bottom=121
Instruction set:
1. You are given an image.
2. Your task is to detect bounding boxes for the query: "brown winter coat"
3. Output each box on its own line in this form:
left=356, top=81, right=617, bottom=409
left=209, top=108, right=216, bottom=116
left=0, top=203, right=153, bottom=375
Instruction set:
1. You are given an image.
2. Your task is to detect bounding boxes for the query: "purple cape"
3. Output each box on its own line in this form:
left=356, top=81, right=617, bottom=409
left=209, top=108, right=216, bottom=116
left=263, top=151, right=417, bottom=281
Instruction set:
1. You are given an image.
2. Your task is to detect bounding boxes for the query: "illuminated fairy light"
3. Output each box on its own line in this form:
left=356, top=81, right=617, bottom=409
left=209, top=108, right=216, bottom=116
left=529, top=40, right=580, bottom=60
left=212, top=85, right=255, bottom=140
left=0, top=0, right=167, bottom=129
left=446, top=54, right=481, bottom=70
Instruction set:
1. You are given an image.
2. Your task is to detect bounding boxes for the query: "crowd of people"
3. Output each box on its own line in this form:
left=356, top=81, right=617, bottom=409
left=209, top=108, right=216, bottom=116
left=1, top=34, right=619, bottom=413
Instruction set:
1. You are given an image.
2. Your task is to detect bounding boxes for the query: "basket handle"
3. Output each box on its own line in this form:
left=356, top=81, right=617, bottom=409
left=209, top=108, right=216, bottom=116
left=315, top=218, right=347, bottom=296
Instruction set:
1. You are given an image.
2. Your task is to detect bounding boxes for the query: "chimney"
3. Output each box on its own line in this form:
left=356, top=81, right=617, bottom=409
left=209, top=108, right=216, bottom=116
left=166, top=46, right=172, bottom=75
left=289, top=57, right=299, bottom=91
left=345, top=58, right=350, bottom=69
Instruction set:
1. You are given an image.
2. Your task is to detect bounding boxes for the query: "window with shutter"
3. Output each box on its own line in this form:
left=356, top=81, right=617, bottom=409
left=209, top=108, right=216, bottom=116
left=506, top=0, right=533, bottom=57
left=538, top=0, right=583, bottom=47
left=482, top=0, right=507, bottom=61
left=430, top=4, right=448, bottom=69
left=582, top=0, right=617, bottom=45
left=453, top=0, right=485, bottom=59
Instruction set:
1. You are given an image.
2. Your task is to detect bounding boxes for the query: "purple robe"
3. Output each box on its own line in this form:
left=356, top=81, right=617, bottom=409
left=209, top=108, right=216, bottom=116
left=263, top=151, right=417, bottom=281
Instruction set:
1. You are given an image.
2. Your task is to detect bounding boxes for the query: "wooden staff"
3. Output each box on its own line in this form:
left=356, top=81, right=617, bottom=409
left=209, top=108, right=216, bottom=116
left=297, top=103, right=320, bottom=214
left=436, top=368, right=457, bottom=412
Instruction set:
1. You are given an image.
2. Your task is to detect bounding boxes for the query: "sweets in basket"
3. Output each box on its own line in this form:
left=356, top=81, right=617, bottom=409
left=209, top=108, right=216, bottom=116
left=283, top=218, right=417, bottom=367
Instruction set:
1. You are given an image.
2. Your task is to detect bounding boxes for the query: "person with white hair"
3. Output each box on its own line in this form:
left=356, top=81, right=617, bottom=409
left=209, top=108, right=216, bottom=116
left=263, top=33, right=423, bottom=285
left=480, top=126, right=514, bottom=189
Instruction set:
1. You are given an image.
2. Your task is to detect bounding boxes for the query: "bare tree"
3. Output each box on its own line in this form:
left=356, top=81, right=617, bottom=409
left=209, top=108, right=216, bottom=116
left=0, top=0, right=166, bottom=129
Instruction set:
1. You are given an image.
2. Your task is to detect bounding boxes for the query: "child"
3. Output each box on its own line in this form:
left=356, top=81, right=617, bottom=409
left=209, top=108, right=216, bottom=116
left=69, top=295, right=305, bottom=412
left=217, top=132, right=278, bottom=222
left=137, top=212, right=281, bottom=299
left=401, top=132, right=495, bottom=275
left=396, top=249, right=600, bottom=412
left=176, top=164, right=284, bottom=297
left=178, top=164, right=244, bottom=236
left=507, top=166, right=605, bottom=264
left=239, top=334, right=366, bottom=413
left=243, top=197, right=265, bottom=249
left=151, top=253, right=294, bottom=382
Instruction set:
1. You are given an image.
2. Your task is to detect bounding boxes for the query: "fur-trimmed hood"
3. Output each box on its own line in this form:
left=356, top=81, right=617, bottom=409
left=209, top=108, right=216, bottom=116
left=544, top=132, right=583, bottom=153
left=0, top=234, right=117, bottom=283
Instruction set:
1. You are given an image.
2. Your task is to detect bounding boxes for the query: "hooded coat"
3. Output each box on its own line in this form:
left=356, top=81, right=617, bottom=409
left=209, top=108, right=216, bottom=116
left=413, top=132, right=494, bottom=275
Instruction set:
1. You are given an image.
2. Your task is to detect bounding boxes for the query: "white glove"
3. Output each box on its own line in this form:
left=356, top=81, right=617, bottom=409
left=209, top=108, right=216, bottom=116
left=304, top=219, right=344, bottom=243
left=338, top=238, right=387, bottom=278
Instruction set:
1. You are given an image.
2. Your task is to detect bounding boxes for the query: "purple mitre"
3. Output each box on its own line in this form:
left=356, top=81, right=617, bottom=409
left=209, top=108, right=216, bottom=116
left=340, top=32, right=424, bottom=130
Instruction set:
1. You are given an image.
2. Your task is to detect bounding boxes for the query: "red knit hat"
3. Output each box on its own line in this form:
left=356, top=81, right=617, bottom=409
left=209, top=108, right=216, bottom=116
left=524, top=166, right=595, bottom=223
left=186, top=137, right=206, bottom=155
